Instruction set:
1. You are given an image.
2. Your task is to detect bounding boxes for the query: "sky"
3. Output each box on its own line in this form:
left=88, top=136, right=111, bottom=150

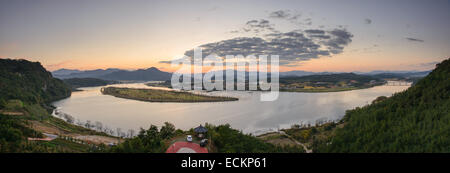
left=0, top=0, right=449, bottom=72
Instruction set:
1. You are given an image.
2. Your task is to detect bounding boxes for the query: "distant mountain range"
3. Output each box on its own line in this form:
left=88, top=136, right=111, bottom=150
left=52, top=67, right=431, bottom=81
left=280, top=70, right=430, bottom=77
left=52, top=67, right=171, bottom=81
left=101, top=67, right=172, bottom=81
left=279, top=71, right=333, bottom=77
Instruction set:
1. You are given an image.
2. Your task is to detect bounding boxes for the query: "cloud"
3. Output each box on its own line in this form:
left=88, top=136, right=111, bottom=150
left=268, top=10, right=313, bottom=26
left=413, top=61, right=439, bottom=68
left=269, top=10, right=290, bottom=19
left=304, top=18, right=312, bottom=25
left=158, top=60, right=172, bottom=64
left=165, top=10, right=354, bottom=67
left=364, top=18, right=372, bottom=24
left=180, top=28, right=353, bottom=66
left=405, top=37, right=424, bottom=42
left=289, top=14, right=301, bottom=21
left=304, top=29, right=325, bottom=34
left=232, top=10, right=312, bottom=35
left=240, top=19, right=276, bottom=34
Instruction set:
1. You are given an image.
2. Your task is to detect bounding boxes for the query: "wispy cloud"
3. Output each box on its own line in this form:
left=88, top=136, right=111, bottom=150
left=268, top=10, right=311, bottom=26
left=234, top=19, right=278, bottom=34
left=405, top=37, right=424, bottom=42
left=269, top=10, right=290, bottom=19
left=412, top=61, right=439, bottom=68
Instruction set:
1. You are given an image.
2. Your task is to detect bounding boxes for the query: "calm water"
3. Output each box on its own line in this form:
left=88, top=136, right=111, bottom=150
left=52, top=83, right=410, bottom=135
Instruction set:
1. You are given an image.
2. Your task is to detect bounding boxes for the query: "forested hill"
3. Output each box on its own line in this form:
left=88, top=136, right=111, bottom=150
left=319, top=58, right=450, bottom=152
left=63, top=78, right=118, bottom=90
left=0, top=59, right=108, bottom=152
left=0, top=59, right=71, bottom=105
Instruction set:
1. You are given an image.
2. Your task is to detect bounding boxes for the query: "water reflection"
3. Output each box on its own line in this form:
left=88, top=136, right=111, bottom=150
left=52, top=83, right=409, bottom=135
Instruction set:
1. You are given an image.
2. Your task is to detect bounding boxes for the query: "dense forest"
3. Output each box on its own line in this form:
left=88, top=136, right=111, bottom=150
left=63, top=78, right=118, bottom=90
left=0, top=59, right=71, bottom=105
left=280, top=73, right=383, bottom=86
left=205, top=124, right=304, bottom=153
left=0, top=59, right=75, bottom=152
left=313, top=58, right=450, bottom=152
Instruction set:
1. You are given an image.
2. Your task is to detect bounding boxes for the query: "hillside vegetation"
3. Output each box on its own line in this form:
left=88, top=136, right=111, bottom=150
left=314, top=58, right=450, bottom=152
left=0, top=59, right=106, bottom=152
left=0, top=59, right=71, bottom=104
left=111, top=123, right=305, bottom=153
left=63, top=78, right=118, bottom=90
left=280, top=73, right=385, bottom=92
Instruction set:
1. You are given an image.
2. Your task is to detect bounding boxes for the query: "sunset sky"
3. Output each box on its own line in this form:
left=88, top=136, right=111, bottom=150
left=0, top=0, right=449, bottom=72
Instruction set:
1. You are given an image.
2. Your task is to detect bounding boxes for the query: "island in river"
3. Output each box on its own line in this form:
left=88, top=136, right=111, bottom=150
left=101, top=87, right=238, bottom=102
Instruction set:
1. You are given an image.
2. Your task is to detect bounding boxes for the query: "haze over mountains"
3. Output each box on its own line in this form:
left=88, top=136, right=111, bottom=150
left=52, top=67, right=171, bottom=81
left=52, top=67, right=431, bottom=81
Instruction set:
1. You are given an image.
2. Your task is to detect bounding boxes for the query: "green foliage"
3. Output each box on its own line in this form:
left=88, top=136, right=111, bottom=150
left=40, top=138, right=92, bottom=153
left=0, top=59, right=71, bottom=104
left=0, top=58, right=74, bottom=152
left=316, top=58, right=450, bottom=153
left=110, top=123, right=304, bottom=153
left=3, top=99, right=24, bottom=110
left=280, top=73, right=382, bottom=87
left=160, top=122, right=176, bottom=139
left=280, top=73, right=385, bottom=92
left=110, top=122, right=176, bottom=153
left=0, top=98, right=5, bottom=109
left=372, top=96, right=388, bottom=104
left=0, top=115, right=43, bottom=152
left=63, top=78, right=117, bottom=89
left=206, top=124, right=305, bottom=153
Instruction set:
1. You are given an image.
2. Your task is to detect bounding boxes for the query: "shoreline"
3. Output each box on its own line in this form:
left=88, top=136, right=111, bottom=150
left=55, top=82, right=410, bottom=139
left=146, top=81, right=391, bottom=93
left=279, top=85, right=382, bottom=93
left=101, top=87, right=239, bottom=103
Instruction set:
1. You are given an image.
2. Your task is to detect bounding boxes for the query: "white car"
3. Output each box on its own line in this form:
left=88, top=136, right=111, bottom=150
left=187, top=135, right=193, bottom=142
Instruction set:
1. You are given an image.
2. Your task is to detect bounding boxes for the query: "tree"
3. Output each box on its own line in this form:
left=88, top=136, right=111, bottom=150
left=315, top=58, right=450, bottom=153
left=85, top=120, right=92, bottom=129
left=65, top=115, right=74, bottom=124
left=160, top=122, right=175, bottom=139
left=127, top=129, right=135, bottom=138
left=95, top=121, right=103, bottom=131
left=0, top=98, right=5, bottom=109
left=76, top=119, right=83, bottom=126
left=116, top=128, right=122, bottom=137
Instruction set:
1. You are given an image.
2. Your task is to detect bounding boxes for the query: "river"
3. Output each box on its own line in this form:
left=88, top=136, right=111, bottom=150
left=52, top=83, right=410, bottom=135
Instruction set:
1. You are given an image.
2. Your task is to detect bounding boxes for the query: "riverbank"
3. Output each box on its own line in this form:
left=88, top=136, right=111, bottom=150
left=145, top=81, right=387, bottom=93
left=279, top=84, right=382, bottom=93
left=101, top=87, right=239, bottom=102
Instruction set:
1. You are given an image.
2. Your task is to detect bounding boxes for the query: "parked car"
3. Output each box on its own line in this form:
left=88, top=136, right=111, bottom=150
left=200, top=139, right=208, bottom=147
left=187, top=135, right=193, bottom=142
